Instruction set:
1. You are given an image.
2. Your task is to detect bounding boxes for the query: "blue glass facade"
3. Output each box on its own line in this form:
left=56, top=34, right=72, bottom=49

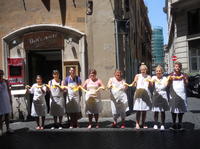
left=151, top=27, right=164, bottom=69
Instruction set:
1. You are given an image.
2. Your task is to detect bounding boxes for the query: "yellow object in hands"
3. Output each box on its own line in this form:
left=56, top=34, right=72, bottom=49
left=78, top=86, right=89, bottom=93
left=167, top=75, right=184, bottom=81
left=26, top=84, right=46, bottom=89
left=25, top=85, right=31, bottom=89
left=71, top=86, right=80, bottom=91
left=96, top=86, right=105, bottom=92
left=78, top=86, right=105, bottom=93
left=47, top=84, right=66, bottom=89
left=110, top=86, right=123, bottom=91
left=145, top=78, right=168, bottom=85
left=124, top=83, right=133, bottom=87
left=145, top=78, right=154, bottom=83
left=36, top=85, right=44, bottom=88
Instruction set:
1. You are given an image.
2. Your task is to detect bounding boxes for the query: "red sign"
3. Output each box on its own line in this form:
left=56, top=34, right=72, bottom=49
left=172, top=56, right=177, bottom=61
left=7, top=58, right=24, bottom=85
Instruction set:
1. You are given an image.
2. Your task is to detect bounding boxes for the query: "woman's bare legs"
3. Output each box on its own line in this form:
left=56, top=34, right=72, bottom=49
left=136, top=111, right=141, bottom=129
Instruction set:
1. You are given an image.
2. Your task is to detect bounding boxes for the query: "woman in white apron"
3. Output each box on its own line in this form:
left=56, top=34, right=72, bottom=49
left=49, top=70, right=65, bottom=129
left=107, top=70, right=129, bottom=128
left=27, top=75, right=47, bottom=130
left=151, top=66, right=169, bottom=130
left=0, top=70, right=12, bottom=135
left=82, top=69, right=105, bottom=128
left=64, top=67, right=82, bottom=128
left=168, top=62, right=188, bottom=130
left=132, top=64, right=152, bottom=129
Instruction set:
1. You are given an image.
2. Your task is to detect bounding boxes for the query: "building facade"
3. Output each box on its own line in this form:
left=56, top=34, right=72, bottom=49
left=164, top=0, right=200, bottom=73
left=151, top=27, right=164, bottom=72
left=0, top=0, right=151, bottom=119
left=114, top=0, right=152, bottom=108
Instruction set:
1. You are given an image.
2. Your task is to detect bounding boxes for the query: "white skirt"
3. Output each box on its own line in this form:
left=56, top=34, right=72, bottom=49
left=133, top=98, right=150, bottom=111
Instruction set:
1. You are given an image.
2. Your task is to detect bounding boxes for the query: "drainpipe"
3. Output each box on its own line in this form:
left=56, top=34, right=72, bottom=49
left=114, top=19, right=120, bottom=69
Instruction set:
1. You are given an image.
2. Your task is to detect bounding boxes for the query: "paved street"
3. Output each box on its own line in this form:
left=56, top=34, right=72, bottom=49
left=5, top=97, right=200, bottom=131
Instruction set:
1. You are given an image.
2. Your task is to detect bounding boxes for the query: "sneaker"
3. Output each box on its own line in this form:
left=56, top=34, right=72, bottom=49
left=40, top=127, right=44, bottom=130
left=69, top=126, right=73, bottom=129
left=153, top=125, right=158, bottom=129
left=58, top=127, right=63, bottom=130
left=51, top=127, right=55, bottom=130
left=160, top=125, right=165, bottom=130
left=143, top=126, right=148, bottom=129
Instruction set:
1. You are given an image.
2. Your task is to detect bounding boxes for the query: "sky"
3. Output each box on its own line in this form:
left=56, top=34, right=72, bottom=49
left=144, top=0, right=168, bottom=44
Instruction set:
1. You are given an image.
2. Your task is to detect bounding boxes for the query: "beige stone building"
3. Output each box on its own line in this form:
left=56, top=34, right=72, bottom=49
left=0, top=0, right=151, bottom=119
left=164, top=0, right=200, bottom=73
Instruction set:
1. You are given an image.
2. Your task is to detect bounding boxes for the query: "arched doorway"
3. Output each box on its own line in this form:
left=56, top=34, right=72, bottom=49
left=2, top=24, right=86, bottom=119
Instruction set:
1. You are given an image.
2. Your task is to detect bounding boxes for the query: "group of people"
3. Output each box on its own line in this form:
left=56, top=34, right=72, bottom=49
left=0, top=61, right=188, bottom=135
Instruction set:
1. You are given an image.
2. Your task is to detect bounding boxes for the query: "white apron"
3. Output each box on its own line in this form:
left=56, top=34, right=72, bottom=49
left=133, top=74, right=152, bottom=111
left=66, top=81, right=81, bottom=113
left=49, top=80, right=65, bottom=116
left=30, top=84, right=47, bottom=117
left=152, top=76, right=169, bottom=112
left=85, top=82, right=103, bottom=114
left=110, top=77, right=129, bottom=119
left=170, top=76, right=187, bottom=113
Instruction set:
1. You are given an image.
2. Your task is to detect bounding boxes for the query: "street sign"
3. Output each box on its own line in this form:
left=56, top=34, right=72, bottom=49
left=172, top=55, right=177, bottom=61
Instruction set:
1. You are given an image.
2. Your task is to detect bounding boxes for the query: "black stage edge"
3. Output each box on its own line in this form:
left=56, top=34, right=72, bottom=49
left=0, top=128, right=199, bottom=149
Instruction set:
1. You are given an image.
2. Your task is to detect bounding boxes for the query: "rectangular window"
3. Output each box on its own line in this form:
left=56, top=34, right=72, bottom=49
left=188, top=9, right=200, bottom=35
left=10, top=66, right=22, bottom=77
left=191, top=57, right=197, bottom=70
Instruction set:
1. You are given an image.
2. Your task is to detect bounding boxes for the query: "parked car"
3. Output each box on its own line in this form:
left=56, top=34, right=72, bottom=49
left=187, top=74, right=200, bottom=98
